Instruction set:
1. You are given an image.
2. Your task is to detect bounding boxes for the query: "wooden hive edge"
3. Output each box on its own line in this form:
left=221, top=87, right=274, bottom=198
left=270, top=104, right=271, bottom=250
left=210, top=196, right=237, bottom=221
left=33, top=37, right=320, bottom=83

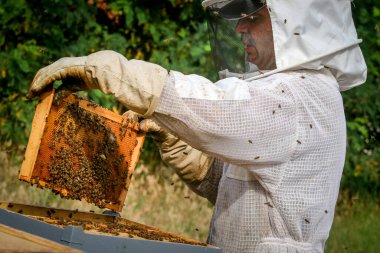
left=19, top=89, right=54, bottom=182
left=0, top=224, right=84, bottom=253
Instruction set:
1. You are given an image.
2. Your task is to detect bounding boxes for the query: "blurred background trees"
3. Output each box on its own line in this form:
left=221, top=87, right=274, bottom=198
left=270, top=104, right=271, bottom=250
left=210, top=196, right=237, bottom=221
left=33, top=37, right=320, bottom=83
left=0, top=0, right=379, bottom=203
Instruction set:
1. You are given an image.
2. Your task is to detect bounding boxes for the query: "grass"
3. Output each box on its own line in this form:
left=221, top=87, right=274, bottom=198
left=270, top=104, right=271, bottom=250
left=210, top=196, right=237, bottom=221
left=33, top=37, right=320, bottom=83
left=0, top=148, right=379, bottom=250
left=326, top=196, right=380, bottom=253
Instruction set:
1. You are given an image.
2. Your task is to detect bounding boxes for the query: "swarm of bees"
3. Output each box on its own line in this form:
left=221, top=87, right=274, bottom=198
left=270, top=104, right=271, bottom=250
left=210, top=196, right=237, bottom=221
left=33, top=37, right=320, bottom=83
left=31, top=92, right=139, bottom=209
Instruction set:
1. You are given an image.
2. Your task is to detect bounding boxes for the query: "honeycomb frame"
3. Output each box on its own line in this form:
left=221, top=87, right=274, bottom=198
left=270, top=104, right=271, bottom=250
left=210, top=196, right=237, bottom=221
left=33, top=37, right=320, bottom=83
left=19, top=89, right=145, bottom=212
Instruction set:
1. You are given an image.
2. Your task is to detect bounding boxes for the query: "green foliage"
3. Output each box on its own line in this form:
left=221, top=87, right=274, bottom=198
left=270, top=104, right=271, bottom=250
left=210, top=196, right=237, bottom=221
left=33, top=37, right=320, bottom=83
left=342, top=0, right=380, bottom=197
left=0, top=0, right=129, bottom=147
left=0, top=0, right=379, bottom=197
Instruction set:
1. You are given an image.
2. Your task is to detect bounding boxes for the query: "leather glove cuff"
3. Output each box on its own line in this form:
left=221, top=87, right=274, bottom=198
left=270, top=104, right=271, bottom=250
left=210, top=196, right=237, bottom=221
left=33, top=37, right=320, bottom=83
left=158, top=134, right=215, bottom=184
left=85, top=51, right=168, bottom=118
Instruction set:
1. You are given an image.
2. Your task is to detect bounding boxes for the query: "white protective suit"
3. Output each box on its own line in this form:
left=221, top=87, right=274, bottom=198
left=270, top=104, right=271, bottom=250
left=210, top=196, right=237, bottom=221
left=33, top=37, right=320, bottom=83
left=149, top=0, right=366, bottom=252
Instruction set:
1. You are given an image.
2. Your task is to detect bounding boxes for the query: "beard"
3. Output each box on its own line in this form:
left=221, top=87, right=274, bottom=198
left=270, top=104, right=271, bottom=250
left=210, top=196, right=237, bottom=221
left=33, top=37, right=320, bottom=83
left=241, top=33, right=256, bottom=48
left=241, top=33, right=259, bottom=63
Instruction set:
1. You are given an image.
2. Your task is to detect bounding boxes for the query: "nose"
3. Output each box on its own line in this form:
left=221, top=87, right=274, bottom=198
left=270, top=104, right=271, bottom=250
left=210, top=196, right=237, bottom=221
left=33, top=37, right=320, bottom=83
left=235, top=19, right=248, bottom=33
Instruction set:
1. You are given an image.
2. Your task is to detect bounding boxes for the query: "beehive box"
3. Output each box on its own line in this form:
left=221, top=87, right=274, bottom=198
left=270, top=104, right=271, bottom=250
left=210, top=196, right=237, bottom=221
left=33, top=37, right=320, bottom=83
left=19, top=89, right=145, bottom=211
left=0, top=202, right=221, bottom=253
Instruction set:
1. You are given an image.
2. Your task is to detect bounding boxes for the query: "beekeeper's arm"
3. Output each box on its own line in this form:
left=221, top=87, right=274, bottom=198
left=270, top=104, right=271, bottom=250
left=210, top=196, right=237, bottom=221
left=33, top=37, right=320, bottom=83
left=152, top=71, right=297, bottom=166
left=28, top=50, right=297, bottom=167
left=28, top=50, right=167, bottom=118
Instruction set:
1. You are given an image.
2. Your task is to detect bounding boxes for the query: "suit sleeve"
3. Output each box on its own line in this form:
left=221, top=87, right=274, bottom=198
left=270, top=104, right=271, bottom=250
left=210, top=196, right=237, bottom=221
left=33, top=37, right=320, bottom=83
left=153, top=71, right=297, bottom=166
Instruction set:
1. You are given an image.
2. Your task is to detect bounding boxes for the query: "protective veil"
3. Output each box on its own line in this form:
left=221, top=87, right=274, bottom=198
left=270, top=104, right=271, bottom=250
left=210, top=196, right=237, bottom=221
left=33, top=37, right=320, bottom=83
left=203, top=0, right=367, bottom=91
left=150, top=0, right=367, bottom=252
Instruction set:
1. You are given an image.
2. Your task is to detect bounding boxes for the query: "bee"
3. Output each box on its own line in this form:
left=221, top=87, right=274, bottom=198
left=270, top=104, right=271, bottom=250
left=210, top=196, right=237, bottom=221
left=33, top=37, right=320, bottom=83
left=49, top=142, right=56, bottom=150
left=264, top=202, right=273, bottom=208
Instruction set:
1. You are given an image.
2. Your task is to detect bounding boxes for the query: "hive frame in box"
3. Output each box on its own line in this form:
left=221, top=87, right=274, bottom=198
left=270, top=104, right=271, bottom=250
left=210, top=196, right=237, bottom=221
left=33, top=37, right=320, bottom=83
left=19, top=89, right=145, bottom=211
left=0, top=202, right=222, bottom=253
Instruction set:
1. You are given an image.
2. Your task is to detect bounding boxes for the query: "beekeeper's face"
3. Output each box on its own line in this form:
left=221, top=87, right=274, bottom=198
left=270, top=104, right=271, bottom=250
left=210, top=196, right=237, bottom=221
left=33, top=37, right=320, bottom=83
left=235, top=7, right=276, bottom=70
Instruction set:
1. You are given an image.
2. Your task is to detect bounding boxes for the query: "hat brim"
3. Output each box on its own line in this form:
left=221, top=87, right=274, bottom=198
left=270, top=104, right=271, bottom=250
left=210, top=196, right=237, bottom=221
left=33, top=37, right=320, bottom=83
left=214, top=0, right=265, bottom=20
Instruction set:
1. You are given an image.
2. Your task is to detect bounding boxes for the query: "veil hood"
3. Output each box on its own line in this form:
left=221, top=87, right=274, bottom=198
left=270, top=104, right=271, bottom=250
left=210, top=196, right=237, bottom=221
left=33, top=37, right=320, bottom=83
left=202, top=0, right=367, bottom=91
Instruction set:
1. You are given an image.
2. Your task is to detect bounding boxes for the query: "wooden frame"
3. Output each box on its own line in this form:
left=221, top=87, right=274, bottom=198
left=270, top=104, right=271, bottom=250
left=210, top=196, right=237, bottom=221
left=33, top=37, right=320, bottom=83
left=19, top=89, right=145, bottom=212
left=0, top=224, right=83, bottom=253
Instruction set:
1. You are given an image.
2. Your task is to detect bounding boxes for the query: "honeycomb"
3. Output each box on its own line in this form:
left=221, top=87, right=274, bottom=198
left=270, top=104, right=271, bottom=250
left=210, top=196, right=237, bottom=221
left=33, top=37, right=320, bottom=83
left=19, top=89, right=145, bottom=211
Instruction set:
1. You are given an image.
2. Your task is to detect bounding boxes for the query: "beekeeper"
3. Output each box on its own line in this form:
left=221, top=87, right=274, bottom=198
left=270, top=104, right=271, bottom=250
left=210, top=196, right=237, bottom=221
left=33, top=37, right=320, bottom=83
left=28, top=0, right=367, bottom=252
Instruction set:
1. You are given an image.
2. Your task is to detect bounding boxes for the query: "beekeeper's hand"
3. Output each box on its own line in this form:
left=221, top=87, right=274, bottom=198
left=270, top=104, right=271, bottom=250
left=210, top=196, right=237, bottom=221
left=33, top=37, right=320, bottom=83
left=28, top=50, right=168, bottom=118
left=124, top=111, right=214, bottom=184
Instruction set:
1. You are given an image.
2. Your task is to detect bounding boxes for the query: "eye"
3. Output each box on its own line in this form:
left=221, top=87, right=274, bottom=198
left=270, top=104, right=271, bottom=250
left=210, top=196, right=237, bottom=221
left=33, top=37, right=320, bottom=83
left=248, top=15, right=260, bottom=24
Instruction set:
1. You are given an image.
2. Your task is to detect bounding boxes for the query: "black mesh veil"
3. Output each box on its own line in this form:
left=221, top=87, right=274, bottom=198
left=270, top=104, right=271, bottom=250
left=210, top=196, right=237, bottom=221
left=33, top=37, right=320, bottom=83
left=205, top=0, right=265, bottom=78
left=206, top=12, right=247, bottom=74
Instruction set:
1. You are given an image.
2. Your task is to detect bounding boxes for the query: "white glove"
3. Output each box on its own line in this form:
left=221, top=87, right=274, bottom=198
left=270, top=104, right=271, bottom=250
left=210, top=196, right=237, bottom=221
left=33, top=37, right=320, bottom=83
left=28, top=50, right=168, bottom=118
left=124, top=111, right=214, bottom=184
